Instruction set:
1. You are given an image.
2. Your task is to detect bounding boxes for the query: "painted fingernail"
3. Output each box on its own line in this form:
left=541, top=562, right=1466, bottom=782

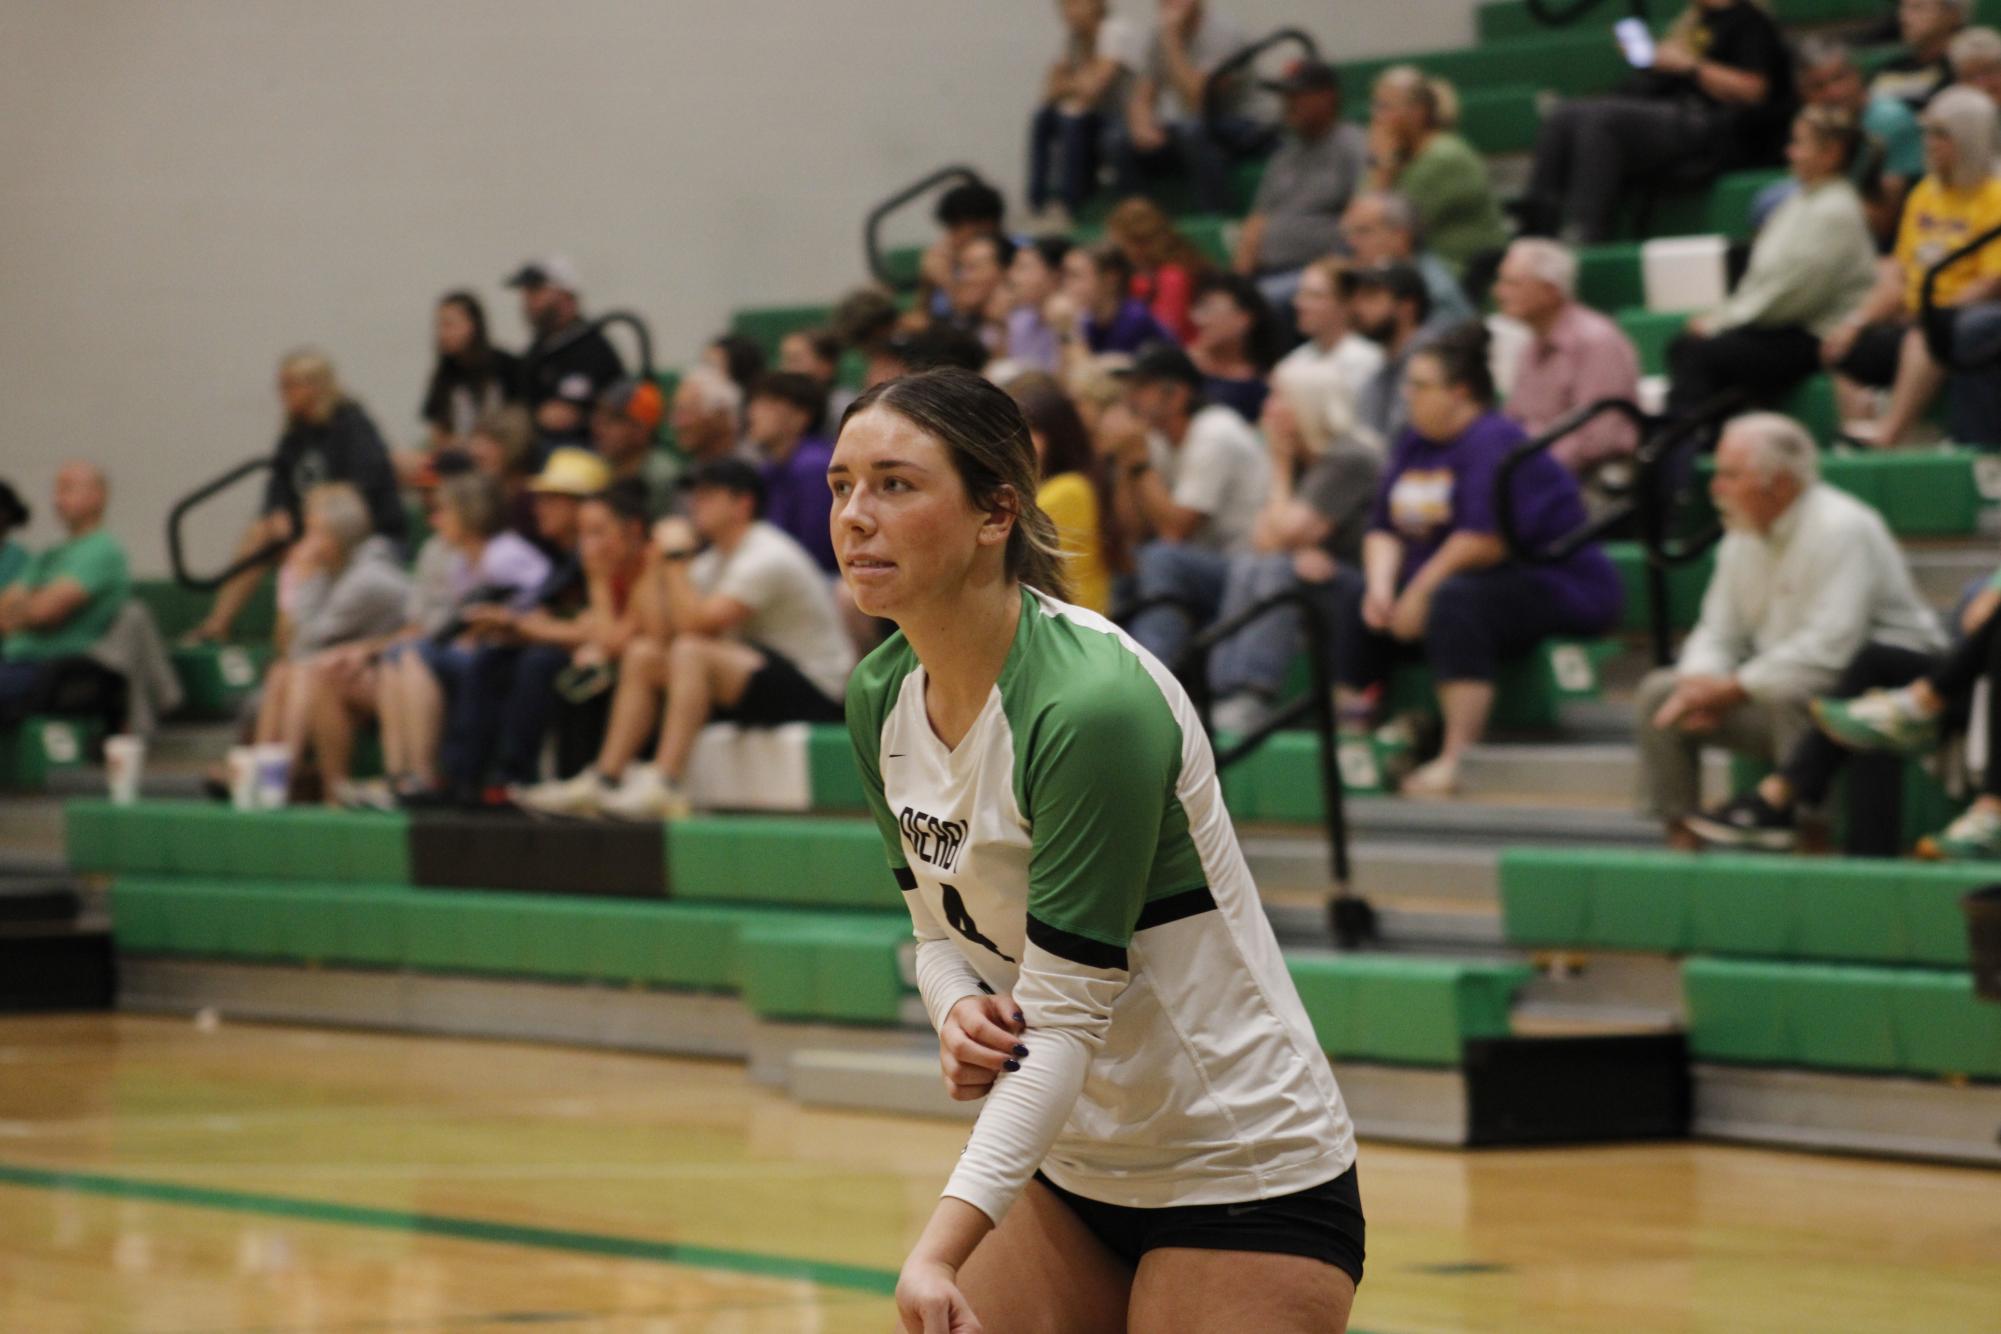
left=1012, top=1044, right=1029, bottom=1057
left=1013, top=1011, right=1025, bottom=1022
left=1003, top=1059, right=1021, bottom=1072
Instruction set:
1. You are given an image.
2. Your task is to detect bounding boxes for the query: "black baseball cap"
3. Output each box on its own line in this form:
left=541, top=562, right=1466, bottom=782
left=1273, top=58, right=1341, bottom=96
left=1340, top=262, right=1428, bottom=305
left=683, top=457, right=767, bottom=511
left=1116, top=341, right=1205, bottom=390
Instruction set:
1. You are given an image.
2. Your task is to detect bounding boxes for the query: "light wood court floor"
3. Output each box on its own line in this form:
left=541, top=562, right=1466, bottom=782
left=1, top=1015, right=1997, bottom=1333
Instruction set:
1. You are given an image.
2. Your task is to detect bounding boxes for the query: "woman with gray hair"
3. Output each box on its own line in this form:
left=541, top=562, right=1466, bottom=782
left=1826, top=85, right=2001, bottom=446
left=236, top=483, right=411, bottom=793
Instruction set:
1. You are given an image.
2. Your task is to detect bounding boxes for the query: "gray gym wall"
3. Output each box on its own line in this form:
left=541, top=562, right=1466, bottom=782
left=0, top=0, right=1481, bottom=571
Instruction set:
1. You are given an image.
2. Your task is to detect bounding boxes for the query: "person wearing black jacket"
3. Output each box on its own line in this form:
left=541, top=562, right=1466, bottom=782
left=188, top=350, right=404, bottom=644
left=420, top=291, right=521, bottom=450
left=1521, top=0, right=1797, bottom=244
left=508, top=254, right=625, bottom=452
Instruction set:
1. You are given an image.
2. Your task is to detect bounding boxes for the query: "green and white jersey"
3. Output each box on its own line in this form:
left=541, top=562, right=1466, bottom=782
left=846, top=588, right=1355, bottom=1222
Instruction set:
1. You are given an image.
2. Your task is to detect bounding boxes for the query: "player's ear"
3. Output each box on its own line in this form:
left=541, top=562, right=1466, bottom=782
left=978, top=484, right=1019, bottom=548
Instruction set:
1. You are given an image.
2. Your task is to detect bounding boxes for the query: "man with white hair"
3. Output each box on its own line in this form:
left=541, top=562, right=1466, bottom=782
left=1492, top=239, right=1640, bottom=474
left=1950, top=25, right=2001, bottom=105
left=1634, top=414, right=1942, bottom=848
left=670, top=366, right=745, bottom=465
left=1872, top=0, right=1969, bottom=109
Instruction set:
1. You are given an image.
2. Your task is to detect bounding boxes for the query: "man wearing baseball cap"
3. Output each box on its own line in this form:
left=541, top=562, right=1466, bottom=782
left=591, top=379, right=677, bottom=520
left=507, top=254, right=625, bottom=449
left=1234, top=60, right=1366, bottom=309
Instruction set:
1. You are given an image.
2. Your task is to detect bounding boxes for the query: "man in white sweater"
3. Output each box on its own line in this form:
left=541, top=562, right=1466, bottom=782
left=1634, top=414, right=1943, bottom=847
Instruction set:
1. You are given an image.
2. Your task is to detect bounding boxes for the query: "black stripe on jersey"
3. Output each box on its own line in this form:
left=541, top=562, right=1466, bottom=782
left=893, top=866, right=917, bottom=891
left=1135, top=885, right=1216, bottom=931
left=1027, top=914, right=1128, bottom=971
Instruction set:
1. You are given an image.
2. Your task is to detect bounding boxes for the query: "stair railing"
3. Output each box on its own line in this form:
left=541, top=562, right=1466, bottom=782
left=862, top=165, right=988, bottom=294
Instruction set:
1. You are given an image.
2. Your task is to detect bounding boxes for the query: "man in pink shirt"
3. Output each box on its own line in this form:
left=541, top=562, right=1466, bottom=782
left=1494, top=239, right=1641, bottom=475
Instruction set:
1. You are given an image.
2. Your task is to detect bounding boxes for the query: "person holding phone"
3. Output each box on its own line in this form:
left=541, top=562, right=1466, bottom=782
left=1521, top=0, right=1797, bottom=244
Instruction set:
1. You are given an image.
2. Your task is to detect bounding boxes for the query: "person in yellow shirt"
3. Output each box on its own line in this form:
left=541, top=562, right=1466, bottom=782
left=1825, top=86, right=2001, bottom=446
left=1005, top=372, right=1123, bottom=613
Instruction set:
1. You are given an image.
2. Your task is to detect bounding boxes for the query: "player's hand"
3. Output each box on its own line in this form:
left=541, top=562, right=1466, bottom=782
left=897, top=1259, right=983, bottom=1333
left=938, top=993, right=1026, bottom=1102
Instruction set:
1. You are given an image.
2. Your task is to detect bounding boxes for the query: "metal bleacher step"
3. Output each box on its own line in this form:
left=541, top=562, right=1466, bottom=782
left=1458, top=741, right=1730, bottom=804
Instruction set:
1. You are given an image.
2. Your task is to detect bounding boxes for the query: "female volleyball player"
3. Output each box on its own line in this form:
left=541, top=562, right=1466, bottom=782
left=829, top=368, right=1363, bottom=1333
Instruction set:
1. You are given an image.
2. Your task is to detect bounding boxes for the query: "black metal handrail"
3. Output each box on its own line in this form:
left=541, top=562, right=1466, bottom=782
left=1496, top=393, right=1739, bottom=663
left=1917, top=219, right=2001, bottom=372
left=1202, top=27, right=1319, bottom=132
left=167, top=456, right=292, bottom=592
left=863, top=165, right=986, bottom=293
left=1152, top=584, right=1372, bottom=946
left=590, top=309, right=654, bottom=380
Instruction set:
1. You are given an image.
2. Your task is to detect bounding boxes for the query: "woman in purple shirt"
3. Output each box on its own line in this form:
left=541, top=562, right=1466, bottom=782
left=1332, top=323, right=1623, bottom=796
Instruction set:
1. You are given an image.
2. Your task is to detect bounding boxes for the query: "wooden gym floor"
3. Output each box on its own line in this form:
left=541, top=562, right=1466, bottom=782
left=2, top=1014, right=1997, bottom=1333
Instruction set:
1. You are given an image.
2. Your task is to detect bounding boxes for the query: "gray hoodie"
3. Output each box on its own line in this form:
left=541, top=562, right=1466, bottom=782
left=289, top=534, right=412, bottom=658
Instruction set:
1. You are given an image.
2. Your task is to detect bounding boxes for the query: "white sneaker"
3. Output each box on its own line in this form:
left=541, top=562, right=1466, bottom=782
left=1211, top=690, right=1272, bottom=736
left=601, top=767, right=692, bottom=822
left=514, top=769, right=611, bottom=818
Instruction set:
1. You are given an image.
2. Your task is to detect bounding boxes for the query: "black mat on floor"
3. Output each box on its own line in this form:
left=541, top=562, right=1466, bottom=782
left=1463, top=1033, right=1691, bottom=1146
left=407, top=812, right=665, bottom=898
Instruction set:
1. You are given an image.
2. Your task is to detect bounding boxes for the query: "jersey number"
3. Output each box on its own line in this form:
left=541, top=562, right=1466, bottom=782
left=941, top=883, right=1015, bottom=963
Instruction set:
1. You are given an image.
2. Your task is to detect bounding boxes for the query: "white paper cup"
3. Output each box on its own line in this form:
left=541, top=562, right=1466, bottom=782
left=253, top=743, right=292, bottom=810
left=104, top=735, right=145, bottom=806
left=226, top=746, right=260, bottom=812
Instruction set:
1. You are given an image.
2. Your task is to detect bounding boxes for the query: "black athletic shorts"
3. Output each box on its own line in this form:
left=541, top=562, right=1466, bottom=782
left=713, top=643, right=844, bottom=727
left=1031, top=1163, right=1365, bottom=1286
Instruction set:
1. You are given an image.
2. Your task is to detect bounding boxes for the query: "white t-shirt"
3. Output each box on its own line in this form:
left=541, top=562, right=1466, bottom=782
left=691, top=521, right=855, bottom=702
left=1274, top=334, right=1388, bottom=455
left=1151, top=404, right=1270, bottom=554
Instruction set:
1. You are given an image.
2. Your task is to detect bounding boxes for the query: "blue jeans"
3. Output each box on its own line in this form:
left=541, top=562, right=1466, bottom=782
left=1205, top=552, right=1340, bottom=699
left=1126, top=542, right=1232, bottom=673
left=0, top=659, right=54, bottom=724
left=1949, top=303, right=2001, bottom=447
left=1114, top=116, right=1272, bottom=214
left=1028, top=105, right=1104, bottom=212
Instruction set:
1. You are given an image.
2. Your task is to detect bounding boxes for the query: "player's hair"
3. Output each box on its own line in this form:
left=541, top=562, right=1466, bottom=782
left=839, top=367, right=1074, bottom=601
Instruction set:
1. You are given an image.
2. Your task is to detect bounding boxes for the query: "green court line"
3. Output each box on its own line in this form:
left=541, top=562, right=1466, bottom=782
left=0, top=1161, right=898, bottom=1296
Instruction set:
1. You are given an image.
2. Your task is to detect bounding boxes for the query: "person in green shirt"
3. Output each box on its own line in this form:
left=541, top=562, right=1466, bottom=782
left=1366, top=67, right=1509, bottom=277
left=0, top=481, right=29, bottom=591
left=0, top=463, right=130, bottom=719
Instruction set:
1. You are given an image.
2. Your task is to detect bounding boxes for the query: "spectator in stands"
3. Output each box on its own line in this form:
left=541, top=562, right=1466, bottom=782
left=1106, top=196, right=1212, bottom=342
left=1233, top=60, right=1367, bottom=310
left=668, top=367, right=747, bottom=473
left=1052, top=242, right=1177, bottom=357
left=916, top=180, right=1007, bottom=324
left=1634, top=414, right=1939, bottom=847
left=249, top=483, right=410, bottom=783
left=1004, top=237, right=1072, bottom=373
left=1951, top=26, right=2001, bottom=105
left=374, top=471, right=551, bottom=806
left=1793, top=37, right=1925, bottom=244
left=1115, top=342, right=1271, bottom=666
left=1028, top=0, right=1146, bottom=221
left=870, top=327, right=994, bottom=385
left=1007, top=372, right=1125, bottom=613
left=188, top=350, right=404, bottom=645
left=460, top=405, right=542, bottom=544
left=509, top=255, right=625, bottom=448
left=778, top=326, right=854, bottom=425
left=590, top=379, right=676, bottom=519
left=520, top=460, right=854, bottom=820
left=1872, top=0, right=1968, bottom=109
left=704, top=334, right=768, bottom=416
left=832, top=286, right=906, bottom=389
left=0, top=482, right=29, bottom=592
left=1117, top=0, right=1263, bottom=213
left=1204, top=387, right=1383, bottom=735
left=1335, top=325, right=1623, bottom=797
left=1339, top=191, right=1474, bottom=325
left=1188, top=272, right=1280, bottom=420
left=948, top=232, right=1016, bottom=353
left=744, top=371, right=838, bottom=574
left=1829, top=87, right=2001, bottom=447
left=419, top=291, right=520, bottom=453
left=1274, top=257, right=1387, bottom=452
left=1521, top=0, right=1796, bottom=245
left=0, top=463, right=127, bottom=723
left=1366, top=68, right=1508, bottom=279
left=1803, top=574, right=2001, bottom=858
left=1668, top=108, right=1880, bottom=422
left=1492, top=239, right=1641, bottom=475
left=1345, top=262, right=1451, bottom=446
